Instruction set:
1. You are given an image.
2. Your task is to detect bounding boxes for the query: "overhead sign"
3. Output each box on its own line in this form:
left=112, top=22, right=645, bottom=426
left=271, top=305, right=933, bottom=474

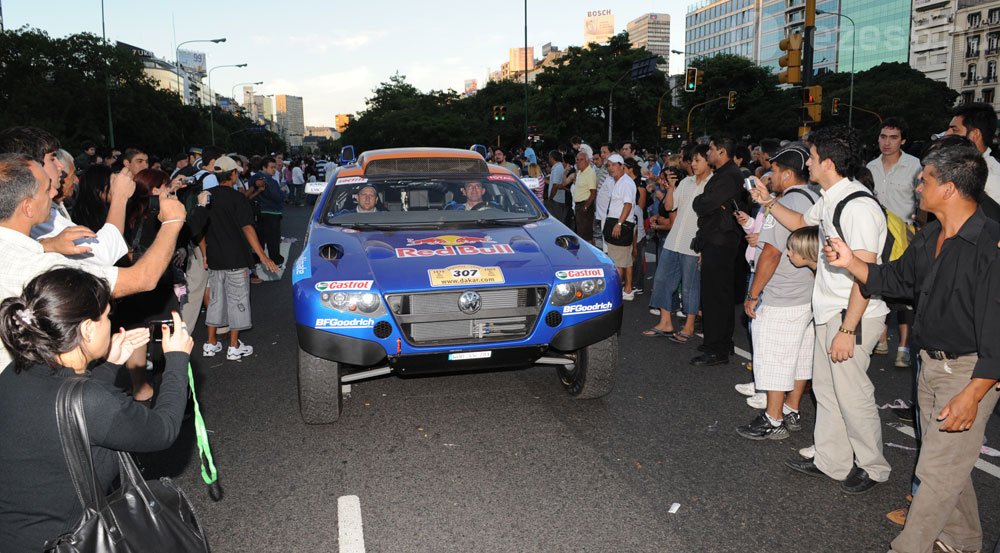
left=177, top=50, right=206, bottom=76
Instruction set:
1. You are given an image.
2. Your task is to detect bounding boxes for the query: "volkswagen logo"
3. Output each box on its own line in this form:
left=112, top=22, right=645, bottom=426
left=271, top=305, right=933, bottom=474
left=458, top=291, right=482, bottom=315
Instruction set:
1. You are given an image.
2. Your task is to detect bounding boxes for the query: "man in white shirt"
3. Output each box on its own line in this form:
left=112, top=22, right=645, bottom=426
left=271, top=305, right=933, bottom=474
left=546, top=150, right=568, bottom=223
left=291, top=158, right=306, bottom=206
left=945, top=102, right=1000, bottom=204
left=601, top=154, right=637, bottom=300
left=867, top=118, right=921, bottom=368
left=754, top=126, right=891, bottom=494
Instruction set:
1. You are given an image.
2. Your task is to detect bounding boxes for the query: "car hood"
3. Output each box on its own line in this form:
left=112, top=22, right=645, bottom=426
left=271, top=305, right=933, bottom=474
left=305, top=220, right=612, bottom=293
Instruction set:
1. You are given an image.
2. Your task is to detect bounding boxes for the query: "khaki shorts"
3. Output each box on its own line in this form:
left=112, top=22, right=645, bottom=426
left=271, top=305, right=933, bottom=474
left=606, top=243, right=633, bottom=268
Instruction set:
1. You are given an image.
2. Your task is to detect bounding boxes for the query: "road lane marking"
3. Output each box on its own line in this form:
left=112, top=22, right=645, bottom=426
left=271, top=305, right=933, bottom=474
left=338, top=495, right=366, bottom=553
left=889, top=423, right=1000, bottom=480
left=693, top=333, right=752, bottom=360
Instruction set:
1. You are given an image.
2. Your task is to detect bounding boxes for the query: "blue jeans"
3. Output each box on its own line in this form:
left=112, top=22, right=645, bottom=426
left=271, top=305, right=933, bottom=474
left=649, top=248, right=700, bottom=316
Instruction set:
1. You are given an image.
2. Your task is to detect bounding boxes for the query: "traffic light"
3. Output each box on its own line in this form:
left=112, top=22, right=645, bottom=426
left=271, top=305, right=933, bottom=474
left=832, top=97, right=840, bottom=115
left=727, top=91, right=737, bottom=111
left=778, top=33, right=803, bottom=85
left=685, top=67, right=699, bottom=92
left=802, top=85, right=823, bottom=124
left=499, top=105, right=507, bottom=121
left=492, top=105, right=500, bottom=121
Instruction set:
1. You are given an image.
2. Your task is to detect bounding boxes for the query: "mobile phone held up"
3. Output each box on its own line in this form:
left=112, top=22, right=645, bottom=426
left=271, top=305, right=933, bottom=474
left=148, top=319, right=175, bottom=342
left=148, top=194, right=160, bottom=215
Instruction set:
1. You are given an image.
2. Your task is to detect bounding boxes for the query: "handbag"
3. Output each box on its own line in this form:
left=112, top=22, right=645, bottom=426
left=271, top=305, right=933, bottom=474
left=46, top=377, right=210, bottom=553
left=602, top=196, right=636, bottom=247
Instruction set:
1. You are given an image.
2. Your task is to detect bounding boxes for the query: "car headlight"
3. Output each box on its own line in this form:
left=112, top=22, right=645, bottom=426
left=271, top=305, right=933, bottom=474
left=320, top=291, right=385, bottom=317
left=549, top=278, right=606, bottom=306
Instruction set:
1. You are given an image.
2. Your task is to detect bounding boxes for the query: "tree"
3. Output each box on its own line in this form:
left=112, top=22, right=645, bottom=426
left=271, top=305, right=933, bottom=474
left=815, top=62, right=958, bottom=147
left=0, top=27, right=284, bottom=157
left=680, top=54, right=800, bottom=141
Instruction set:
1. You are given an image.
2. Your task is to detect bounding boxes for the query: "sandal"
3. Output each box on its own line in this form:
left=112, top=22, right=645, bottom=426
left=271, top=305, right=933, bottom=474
left=667, top=331, right=694, bottom=344
left=641, top=328, right=675, bottom=338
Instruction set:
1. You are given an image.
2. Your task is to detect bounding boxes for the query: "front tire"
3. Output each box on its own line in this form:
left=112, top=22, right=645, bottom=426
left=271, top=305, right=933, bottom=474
left=557, top=334, right=618, bottom=399
left=298, top=346, right=342, bottom=424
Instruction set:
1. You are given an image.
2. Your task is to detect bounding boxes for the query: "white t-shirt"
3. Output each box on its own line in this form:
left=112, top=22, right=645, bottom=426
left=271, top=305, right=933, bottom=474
left=31, top=205, right=128, bottom=266
left=802, top=177, right=889, bottom=324
left=292, top=166, right=306, bottom=185
left=605, top=174, right=636, bottom=227
left=664, top=173, right=710, bottom=256
left=0, top=227, right=119, bottom=372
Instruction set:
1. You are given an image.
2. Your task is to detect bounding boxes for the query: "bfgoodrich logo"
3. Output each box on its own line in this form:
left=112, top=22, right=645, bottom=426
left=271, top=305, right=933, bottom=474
left=562, top=301, right=614, bottom=315
left=316, top=318, right=376, bottom=328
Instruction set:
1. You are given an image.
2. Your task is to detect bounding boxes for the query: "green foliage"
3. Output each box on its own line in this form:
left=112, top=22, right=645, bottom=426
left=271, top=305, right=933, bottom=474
left=815, top=62, right=959, bottom=145
left=0, top=27, right=284, bottom=156
left=681, top=54, right=800, bottom=141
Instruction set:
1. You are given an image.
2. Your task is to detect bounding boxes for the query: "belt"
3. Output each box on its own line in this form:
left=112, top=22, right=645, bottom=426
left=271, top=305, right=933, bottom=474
left=925, top=350, right=973, bottom=361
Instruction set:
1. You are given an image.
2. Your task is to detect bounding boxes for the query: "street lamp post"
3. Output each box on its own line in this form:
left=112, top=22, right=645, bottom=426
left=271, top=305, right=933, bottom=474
left=231, top=81, right=263, bottom=107
left=817, top=9, right=856, bottom=127
left=208, top=63, right=247, bottom=145
left=175, top=38, right=226, bottom=105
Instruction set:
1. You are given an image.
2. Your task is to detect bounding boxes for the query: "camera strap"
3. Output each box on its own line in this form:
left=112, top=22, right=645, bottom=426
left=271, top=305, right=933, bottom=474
left=188, top=362, right=222, bottom=500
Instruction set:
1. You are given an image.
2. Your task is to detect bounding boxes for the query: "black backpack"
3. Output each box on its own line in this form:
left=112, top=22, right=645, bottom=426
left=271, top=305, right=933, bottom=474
left=832, top=191, right=894, bottom=264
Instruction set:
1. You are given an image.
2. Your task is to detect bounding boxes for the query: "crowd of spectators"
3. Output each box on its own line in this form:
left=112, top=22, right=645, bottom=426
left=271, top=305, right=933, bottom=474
left=488, top=105, right=1000, bottom=553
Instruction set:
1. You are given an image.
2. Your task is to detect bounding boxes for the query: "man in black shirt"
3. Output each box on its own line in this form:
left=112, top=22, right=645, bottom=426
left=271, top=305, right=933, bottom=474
left=826, top=142, right=1000, bottom=553
left=690, top=136, right=747, bottom=366
left=202, top=156, right=278, bottom=362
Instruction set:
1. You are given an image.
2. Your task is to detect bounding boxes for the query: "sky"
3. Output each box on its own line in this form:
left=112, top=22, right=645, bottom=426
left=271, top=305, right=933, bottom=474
left=4, top=0, right=691, bottom=127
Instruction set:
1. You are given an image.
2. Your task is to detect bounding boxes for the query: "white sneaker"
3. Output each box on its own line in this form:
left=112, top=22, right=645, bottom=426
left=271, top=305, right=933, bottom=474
left=734, top=382, right=756, bottom=397
left=202, top=341, right=223, bottom=357
left=622, top=290, right=635, bottom=301
left=799, top=445, right=815, bottom=459
left=649, top=308, right=660, bottom=316
left=226, top=340, right=254, bottom=360
left=746, top=393, right=767, bottom=409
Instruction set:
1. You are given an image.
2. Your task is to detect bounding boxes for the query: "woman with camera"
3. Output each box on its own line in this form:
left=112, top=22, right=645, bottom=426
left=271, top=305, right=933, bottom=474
left=0, top=268, right=193, bottom=552
left=115, top=168, right=209, bottom=403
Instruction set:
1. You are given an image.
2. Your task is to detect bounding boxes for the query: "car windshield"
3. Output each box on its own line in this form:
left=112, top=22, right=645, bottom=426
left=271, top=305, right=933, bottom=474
left=323, top=174, right=544, bottom=228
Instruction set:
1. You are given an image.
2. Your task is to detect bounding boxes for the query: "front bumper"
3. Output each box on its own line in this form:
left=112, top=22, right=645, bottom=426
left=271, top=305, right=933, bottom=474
left=295, top=304, right=622, bottom=371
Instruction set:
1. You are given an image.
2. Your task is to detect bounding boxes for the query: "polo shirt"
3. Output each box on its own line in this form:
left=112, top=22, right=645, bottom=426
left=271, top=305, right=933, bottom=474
left=0, top=227, right=119, bottom=372
left=802, top=178, right=890, bottom=323
left=866, top=151, right=920, bottom=223
left=572, top=164, right=598, bottom=203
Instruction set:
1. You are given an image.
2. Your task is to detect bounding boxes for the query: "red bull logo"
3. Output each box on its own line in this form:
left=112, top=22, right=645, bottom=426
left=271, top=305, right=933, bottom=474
left=406, top=235, right=494, bottom=247
left=396, top=244, right=515, bottom=258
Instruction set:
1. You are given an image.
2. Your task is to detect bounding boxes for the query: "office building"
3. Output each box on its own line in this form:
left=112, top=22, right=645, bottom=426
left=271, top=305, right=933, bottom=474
left=276, top=95, right=305, bottom=148
left=685, top=0, right=758, bottom=61
left=950, top=0, right=1000, bottom=106
left=335, top=114, right=355, bottom=133
left=910, top=0, right=957, bottom=83
left=839, top=0, right=912, bottom=72
left=584, top=9, right=615, bottom=46
left=627, top=13, right=671, bottom=75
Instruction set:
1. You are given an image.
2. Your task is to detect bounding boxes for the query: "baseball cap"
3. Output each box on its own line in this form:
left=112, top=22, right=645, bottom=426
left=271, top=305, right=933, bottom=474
left=212, top=155, right=240, bottom=172
left=606, top=153, right=625, bottom=165
left=769, top=143, right=809, bottom=173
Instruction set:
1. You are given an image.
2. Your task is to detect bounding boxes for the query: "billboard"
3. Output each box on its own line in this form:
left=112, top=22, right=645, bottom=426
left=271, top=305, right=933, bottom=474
left=584, top=10, right=615, bottom=46
left=463, top=79, right=478, bottom=97
left=177, top=49, right=206, bottom=76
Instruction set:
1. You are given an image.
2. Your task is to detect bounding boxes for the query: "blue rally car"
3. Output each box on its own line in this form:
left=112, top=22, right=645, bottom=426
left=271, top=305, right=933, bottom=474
left=292, top=148, right=622, bottom=424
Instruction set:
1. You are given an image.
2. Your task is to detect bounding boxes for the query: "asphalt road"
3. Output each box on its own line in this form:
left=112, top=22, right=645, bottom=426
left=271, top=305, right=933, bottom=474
left=153, top=206, right=1000, bottom=553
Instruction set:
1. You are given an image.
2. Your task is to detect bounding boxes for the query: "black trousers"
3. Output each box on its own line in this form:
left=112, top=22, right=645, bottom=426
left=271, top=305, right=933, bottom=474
left=699, top=239, right=740, bottom=356
left=257, top=213, right=284, bottom=265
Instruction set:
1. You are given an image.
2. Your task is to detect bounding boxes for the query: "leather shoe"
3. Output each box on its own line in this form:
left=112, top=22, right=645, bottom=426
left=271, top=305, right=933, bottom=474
left=841, top=465, right=880, bottom=494
left=697, top=344, right=736, bottom=354
left=689, top=353, right=728, bottom=366
left=784, top=458, right=828, bottom=478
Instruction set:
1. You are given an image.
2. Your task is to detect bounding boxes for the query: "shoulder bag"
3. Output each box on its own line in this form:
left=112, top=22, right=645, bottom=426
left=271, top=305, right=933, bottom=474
left=45, top=377, right=210, bottom=553
left=602, top=187, right=636, bottom=247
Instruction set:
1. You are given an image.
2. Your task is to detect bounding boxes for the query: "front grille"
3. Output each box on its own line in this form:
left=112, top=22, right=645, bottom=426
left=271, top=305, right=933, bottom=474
left=386, top=287, right=547, bottom=346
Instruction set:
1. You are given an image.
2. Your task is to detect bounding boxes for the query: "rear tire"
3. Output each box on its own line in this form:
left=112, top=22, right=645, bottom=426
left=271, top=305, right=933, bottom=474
left=298, top=346, right=342, bottom=424
left=557, top=334, right=618, bottom=399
